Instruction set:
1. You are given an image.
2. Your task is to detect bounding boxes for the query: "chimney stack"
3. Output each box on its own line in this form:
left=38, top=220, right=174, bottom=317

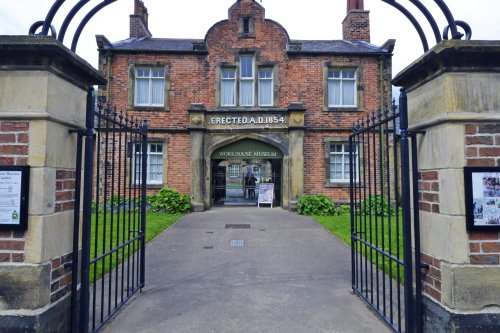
left=130, top=0, right=152, bottom=39
left=342, top=0, right=370, bottom=43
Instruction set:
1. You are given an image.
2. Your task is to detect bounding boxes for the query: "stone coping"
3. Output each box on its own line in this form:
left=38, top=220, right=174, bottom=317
left=393, top=40, right=500, bottom=91
left=0, top=35, right=106, bottom=89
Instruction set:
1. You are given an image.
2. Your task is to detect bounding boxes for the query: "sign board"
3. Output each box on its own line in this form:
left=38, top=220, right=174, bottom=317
left=258, top=183, right=274, bottom=208
left=0, top=166, right=29, bottom=231
left=464, top=167, right=500, bottom=231
left=212, top=139, right=283, bottom=160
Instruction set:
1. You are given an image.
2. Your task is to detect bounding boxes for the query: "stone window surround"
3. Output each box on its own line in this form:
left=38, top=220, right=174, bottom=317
left=238, top=15, right=255, bottom=38
left=127, top=61, right=170, bottom=112
left=323, top=61, right=364, bottom=112
left=215, top=52, right=279, bottom=108
left=324, top=136, right=357, bottom=188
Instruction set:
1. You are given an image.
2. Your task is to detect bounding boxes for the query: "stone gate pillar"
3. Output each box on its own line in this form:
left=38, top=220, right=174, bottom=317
left=393, top=40, right=500, bottom=332
left=0, top=36, right=106, bottom=332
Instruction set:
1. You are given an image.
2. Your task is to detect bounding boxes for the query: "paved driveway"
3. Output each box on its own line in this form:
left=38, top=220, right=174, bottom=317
left=102, top=207, right=391, bottom=333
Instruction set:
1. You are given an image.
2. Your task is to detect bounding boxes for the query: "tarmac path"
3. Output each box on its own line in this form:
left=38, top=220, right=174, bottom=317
left=101, top=207, right=391, bottom=333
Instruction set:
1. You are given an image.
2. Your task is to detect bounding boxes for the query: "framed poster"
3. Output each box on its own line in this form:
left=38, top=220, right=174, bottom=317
left=464, top=167, right=500, bottom=231
left=0, top=166, right=30, bottom=231
left=258, top=183, right=274, bottom=208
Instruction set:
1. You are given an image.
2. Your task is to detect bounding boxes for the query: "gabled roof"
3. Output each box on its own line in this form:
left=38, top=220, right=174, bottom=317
left=289, top=40, right=390, bottom=54
left=101, top=37, right=207, bottom=53
left=99, top=37, right=392, bottom=55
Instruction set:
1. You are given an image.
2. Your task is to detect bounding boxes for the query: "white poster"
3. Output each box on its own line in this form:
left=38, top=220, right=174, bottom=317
left=258, top=183, right=274, bottom=207
left=0, top=171, right=22, bottom=225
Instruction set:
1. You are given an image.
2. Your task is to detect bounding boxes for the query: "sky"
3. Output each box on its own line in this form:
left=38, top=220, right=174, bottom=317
left=0, top=0, right=499, bottom=82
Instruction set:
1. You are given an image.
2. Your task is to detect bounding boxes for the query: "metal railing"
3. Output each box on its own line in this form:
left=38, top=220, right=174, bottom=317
left=71, top=89, right=148, bottom=333
left=349, top=91, right=422, bottom=332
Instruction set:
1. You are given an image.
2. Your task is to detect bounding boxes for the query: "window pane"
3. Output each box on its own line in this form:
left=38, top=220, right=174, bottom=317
left=259, top=79, right=272, bottom=106
left=259, top=69, right=272, bottom=79
left=343, top=80, right=355, bottom=106
left=240, top=80, right=254, bottom=105
left=329, top=143, right=358, bottom=182
left=328, top=80, right=341, bottom=106
left=135, top=78, right=149, bottom=105
left=151, top=79, right=164, bottom=105
left=222, top=69, right=235, bottom=79
left=136, top=68, right=149, bottom=77
left=221, top=80, right=235, bottom=106
left=328, top=70, right=341, bottom=78
left=149, top=154, right=163, bottom=182
left=240, top=57, right=253, bottom=78
left=152, top=69, right=164, bottom=78
left=342, top=70, right=355, bottom=79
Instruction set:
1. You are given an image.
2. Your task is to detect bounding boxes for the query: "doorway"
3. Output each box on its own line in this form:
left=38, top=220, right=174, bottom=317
left=211, top=159, right=282, bottom=207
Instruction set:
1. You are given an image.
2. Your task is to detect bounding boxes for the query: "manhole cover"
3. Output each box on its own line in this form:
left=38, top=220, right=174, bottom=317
left=225, top=224, right=250, bottom=229
left=230, top=240, right=245, bottom=247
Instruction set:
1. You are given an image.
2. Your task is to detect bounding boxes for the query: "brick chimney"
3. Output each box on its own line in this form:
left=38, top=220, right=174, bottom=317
left=342, top=0, right=370, bottom=43
left=130, top=0, right=151, bottom=38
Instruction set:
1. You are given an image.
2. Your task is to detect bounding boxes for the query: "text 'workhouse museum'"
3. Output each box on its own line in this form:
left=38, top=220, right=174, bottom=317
left=96, top=0, right=394, bottom=211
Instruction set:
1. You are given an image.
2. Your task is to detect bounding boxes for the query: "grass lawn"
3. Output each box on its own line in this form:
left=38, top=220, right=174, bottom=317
left=313, top=214, right=404, bottom=282
left=89, top=211, right=182, bottom=280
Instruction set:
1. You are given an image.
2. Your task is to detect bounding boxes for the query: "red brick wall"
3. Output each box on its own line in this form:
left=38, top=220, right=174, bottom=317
left=55, top=170, right=76, bottom=212
left=50, top=252, right=73, bottom=303
left=419, top=171, right=440, bottom=213
left=469, top=231, right=500, bottom=265
left=465, top=123, right=500, bottom=167
left=100, top=0, right=389, bottom=200
left=0, top=121, right=29, bottom=166
left=421, top=253, right=442, bottom=302
left=0, top=120, right=29, bottom=261
left=0, top=231, right=25, bottom=263
left=465, top=123, right=500, bottom=265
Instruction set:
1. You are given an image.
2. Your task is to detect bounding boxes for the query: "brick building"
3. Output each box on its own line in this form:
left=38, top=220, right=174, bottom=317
left=97, top=0, right=394, bottom=211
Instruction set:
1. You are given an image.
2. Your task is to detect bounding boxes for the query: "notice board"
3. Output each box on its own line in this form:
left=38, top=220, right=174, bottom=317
left=0, top=166, right=30, bottom=231
left=258, top=183, right=274, bottom=208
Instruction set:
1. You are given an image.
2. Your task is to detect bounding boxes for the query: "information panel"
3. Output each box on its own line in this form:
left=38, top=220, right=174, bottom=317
left=258, top=183, right=274, bottom=208
left=464, top=167, right=500, bottom=231
left=0, top=166, right=29, bottom=231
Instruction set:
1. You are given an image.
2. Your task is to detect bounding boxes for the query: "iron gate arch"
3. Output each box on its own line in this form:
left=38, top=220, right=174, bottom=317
left=349, top=91, right=422, bottom=333
left=71, top=89, right=148, bottom=333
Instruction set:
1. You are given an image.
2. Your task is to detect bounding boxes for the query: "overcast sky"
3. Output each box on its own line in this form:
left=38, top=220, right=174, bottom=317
left=1, top=0, right=499, bottom=80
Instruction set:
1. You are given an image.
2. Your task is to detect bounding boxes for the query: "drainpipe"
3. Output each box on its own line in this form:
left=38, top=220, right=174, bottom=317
left=106, top=52, right=112, bottom=102
left=378, top=56, right=385, bottom=111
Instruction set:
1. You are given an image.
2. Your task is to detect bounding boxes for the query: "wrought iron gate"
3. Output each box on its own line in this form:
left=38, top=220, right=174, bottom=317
left=349, top=91, right=422, bottom=333
left=71, top=89, right=148, bottom=333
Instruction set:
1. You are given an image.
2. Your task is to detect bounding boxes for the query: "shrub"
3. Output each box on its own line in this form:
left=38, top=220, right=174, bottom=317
left=338, top=204, right=351, bottom=216
left=92, top=195, right=129, bottom=213
left=360, top=195, right=395, bottom=216
left=297, top=194, right=340, bottom=216
left=147, top=188, right=191, bottom=214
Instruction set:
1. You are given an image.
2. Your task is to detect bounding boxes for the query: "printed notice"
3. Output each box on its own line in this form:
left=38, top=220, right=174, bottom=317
left=258, top=183, right=274, bottom=208
left=0, top=171, right=22, bottom=225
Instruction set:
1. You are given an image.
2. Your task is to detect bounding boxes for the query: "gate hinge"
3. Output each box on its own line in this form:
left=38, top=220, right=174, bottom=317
left=420, top=263, right=430, bottom=271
